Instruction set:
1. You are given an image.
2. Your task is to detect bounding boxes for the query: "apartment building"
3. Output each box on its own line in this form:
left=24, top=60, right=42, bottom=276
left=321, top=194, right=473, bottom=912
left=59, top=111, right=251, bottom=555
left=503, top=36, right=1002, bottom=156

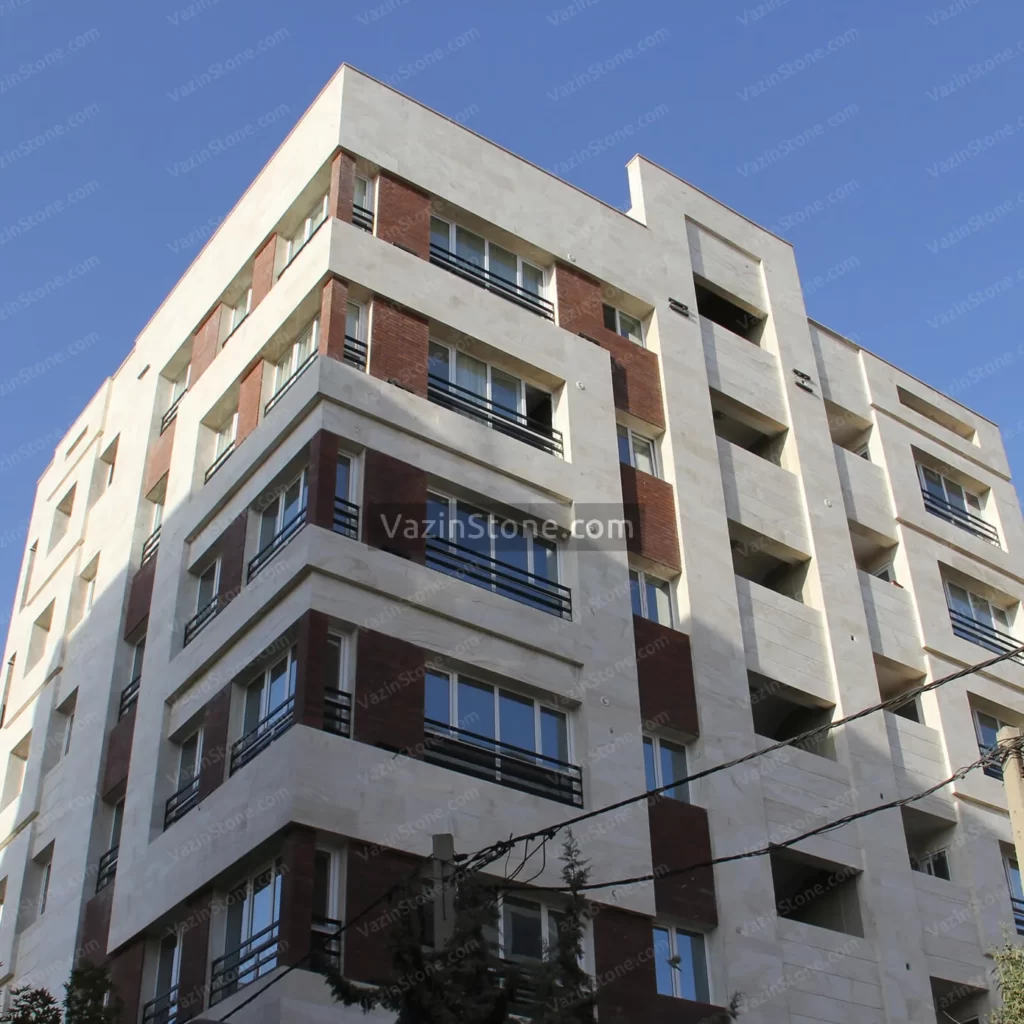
left=0, top=63, right=1021, bottom=1024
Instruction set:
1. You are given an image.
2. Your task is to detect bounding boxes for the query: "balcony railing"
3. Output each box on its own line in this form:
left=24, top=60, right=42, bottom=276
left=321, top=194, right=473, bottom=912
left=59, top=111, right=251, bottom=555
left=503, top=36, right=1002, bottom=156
left=141, top=526, right=162, bottom=567
left=248, top=509, right=307, bottom=582
left=205, top=442, right=235, bottom=483
left=161, top=391, right=186, bottom=433
left=426, top=374, right=563, bottom=458
left=923, top=490, right=1000, bottom=546
left=425, top=536, right=572, bottom=619
left=323, top=690, right=352, bottom=737
left=119, top=676, right=141, bottom=719
left=142, top=985, right=179, bottom=1024
left=424, top=719, right=583, bottom=806
left=343, top=333, right=367, bottom=370
left=183, top=594, right=227, bottom=646
left=164, top=776, right=200, bottom=830
left=352, top=204, right=374, bottom=232
left=265, top=352, right=318, bottom=417
left=209, top=921, right=280, bottom=1005
left=949, top=609, right=1024, bottom=666
left=95, top=846, right=118, bottom=893
left=230, top=696, right=295, bottom=775
left=310, top=916, right=343, bottom=972
left=428, top=244, right=554, bottom=320
left=334, top=497, right=359, bottom=538
left=1013, top=897, right=1024, bottom=935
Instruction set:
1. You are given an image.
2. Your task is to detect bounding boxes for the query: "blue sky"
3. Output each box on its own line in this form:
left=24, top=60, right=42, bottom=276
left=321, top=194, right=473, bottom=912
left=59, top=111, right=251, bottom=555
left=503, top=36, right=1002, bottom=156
left=1, top=0, right=1022, bottom=613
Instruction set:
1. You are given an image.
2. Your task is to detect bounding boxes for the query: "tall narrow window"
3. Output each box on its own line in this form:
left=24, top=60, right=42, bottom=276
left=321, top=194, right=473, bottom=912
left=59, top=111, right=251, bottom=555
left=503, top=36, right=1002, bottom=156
left=215, top=861, right=283, bottom=1000
left=353, top=176, right=374, bottom=226
left=196, top=562, right=220, bottom=614
left=603, top=304, right=644, bottom=346
left=629, top=570, right=672, bottom=626
left=154, top=929, right=183, bottom=1005
left=37, top=851, right=53, bottom=917
left=242, top=648, right=297, bottom=741
left=652, top=926, right=709, bottom=1002
left=228, top=288, right=252, bottom=335
left=177, top=731, right=202, bottom=792
left=257, top=471, right=307, bottom=556
left=643, top=735, right=689, bottom=801
left=287, top=196, right=328, bottom=263
left=272, top=321, right=318, bottom=397
left=617, top=425, right=657, bottom=476
left=49, top=486, right=76, bottom=552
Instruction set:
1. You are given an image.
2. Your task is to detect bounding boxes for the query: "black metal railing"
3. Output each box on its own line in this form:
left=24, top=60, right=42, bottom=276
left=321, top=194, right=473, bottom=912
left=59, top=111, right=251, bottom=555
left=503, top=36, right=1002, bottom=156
left=352, top=204, right=374, bottom=232
left=230, top=696, right=295, bottom=775
left=426, top=374, right=563, bottom=458
left=161, top=391, right=186, bottom=433
left=118, top=676, right=141, bottom=720
left=310, top=916, right=343, bottom=972
left=164, top=777, right=200, bottom=830
left=425, top=536, right=572, bottom=619
left=923, top=490, right=1000, bottom=545
left=424, top=720, right=582, bottom=806
left=247, top=509, right=307, bottom=582
left=428, top=244, right=554, bottom=320
left=323, top=690, right=352, bottom=737
left=333, top=497, right=359, bottom=538
left=979, top=742, right=1005, bottom=781
left=95, top=846, right=118, bottom=892
left=183, top=594, right=227, bottom=646
left=1013, top=897, right=1024, bottom=935
left=141, top=985, right=179, bottom=1024
left=949, top=609, right=1024, bottom=666
left=205, top=442, right=235, bottom=483
left=265, top=351, right=319, bottom=416
left=141, top=526, right=161, bottom=566
left=209, top=921, right=280, bottom=1005
left=343, top=333, right=367, bottom=370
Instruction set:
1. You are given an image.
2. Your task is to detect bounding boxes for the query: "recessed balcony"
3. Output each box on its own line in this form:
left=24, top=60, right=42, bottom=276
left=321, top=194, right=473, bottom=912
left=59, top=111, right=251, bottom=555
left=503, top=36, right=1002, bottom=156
left=164, top=776, right=199, bottom=830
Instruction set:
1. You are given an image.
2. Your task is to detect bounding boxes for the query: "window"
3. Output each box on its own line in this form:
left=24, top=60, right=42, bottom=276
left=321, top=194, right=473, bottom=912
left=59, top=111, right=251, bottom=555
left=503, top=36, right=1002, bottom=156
left=228, top=288, right=252, bottom=336
left=617, top=425, right=657, bottom=476
left=37, top=855, right=53, bottom=917
left=49, top=485, right=76, bottom=551
left=99, top=436, right=118, bottom=489
left=178, top=731, right=202, bottom=790
left=946, top=582, right=1011, bottom=631
left=196, top=561, right=220, bottom=614
left=215, top=861, right=283, bottom=1000
left=63, top=706, right=75, bottom=757
left=603, top=303, right=644, bottom=346
left=851, top=441, right=870, bottom=460
left=273, top=321, right=318, bottom=395
left=974, top=709, right=1011, bottom=780
left=353, top=175, right=374, bottom=217
left=242, top=647, right=297, bottom=740
left=652, top=925, right=709, bottom=1002
left=164, top=363, right=191, bottom=430
left=258, top=472, right=307, bottom=553
left=629, top=570, right=672, bottom=626
left=215, top=414, right=238, bottom=459
left=498, top=896, right=563, bottom=964
left=0, top=877, right=6, bottom=929
left=311, top=849, right=341, bottom=964
left=286, top=195, right=327, bottom=263
left=109, top=800, right=124, bottom=850
left=425, top=670, right=569, bottom=761
left=643, top=736, right=688, bottom=801
left=920, top=466, right=984, bottom=516
left=130, top=636, right=146, bottom=684
left=1005, top=855, right=1024, bottom=934
left=430, top=217, right=545, bottom=299
left=910, top=849, right=950, bottom=880
left=153, top=929, right=183, bottom=1004
left=871, top=563, right=896, bottom=584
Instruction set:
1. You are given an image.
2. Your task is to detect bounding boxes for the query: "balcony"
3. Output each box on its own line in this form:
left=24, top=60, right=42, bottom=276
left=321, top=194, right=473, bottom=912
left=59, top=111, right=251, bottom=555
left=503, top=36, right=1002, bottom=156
left=923, top=490, right=1000, bottom=546
left=141, top=526, right=161, bottom=567
left=248, top=509, right=307, bottom=583
left=428, top=243, right=554, bottom=320
left=424, top=720, right=583, bottom=806
left=95, top=845, right=118, bottom=892
left=425, top=536, right=572, bottom=619
left=427, top=374, right=563, bottom=457
left=161, top=392, right=186, bottom=434
left=352, top=204, right=374, bottom=232
left=323, top=690, right=352, bottom=737
left=230, top=697, right=295, bottom=775
left=142, top=986, right=179, bottom=1024
left=265, top=352, right=318, bottom=417
left=164, top=777, right=199, bottom=829
left=183, top=594, right=227, bottom=646
left=1013, top=897, right=1024, bottom=935
left=949, top=609, right=1024, bottom=666
left=310, top=916, right=342, bottom=972
left=333, top=497, right=359, bottom=538
left=209, top=921, right=280, bottom=1005
left=204, top=443, right=235, bottom=484
left=119, top=676, right=141, bottom=720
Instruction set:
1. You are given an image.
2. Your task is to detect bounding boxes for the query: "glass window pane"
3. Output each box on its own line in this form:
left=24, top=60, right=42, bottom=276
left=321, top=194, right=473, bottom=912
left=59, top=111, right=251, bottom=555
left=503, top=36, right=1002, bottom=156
left=455, top=352, right=488, bottom=399
left=259, top=505, right=280, bottom=549
left=428, top=342, right=450, bottom=381
left=629, top=570, right=643, bottom=618
left=946, top=583, right=972, bottom=617
left=1007, top=857, right=1024, bottom=900
left=540, top=708, right=568, bottom=763
left=966, top=491, right=982, bottom=511
left=455, top=502, right=491, bottom=557
left=110, top=801, right=124, bottom=847
left=488, top=244, right=517, bottom=285
left=266, top=657, right=290, bottom=713
left=495, top=520, right=528, bottom=572
left=532, top=537, right=557, bottom=582
left=425, top=671, right=450, bottom=726
left=325, top=635, right=342, bottom=692
left=455, top=226, right=485, bottom=268
left=649, top=579, right=672, bottom=626
left=618, top=312, right=643, bottom=344
left=178, top=734, right=199, bottom=788
left=427, top=495, right=449, bottom=540
left=458, top=679, right=494, bottom=739
left=617, top=426, right=632, bottom=466
left=131, top=638, right=146, bottom=680
left=632, top=436, right=656, bottom=476
left=225, top=886, right=246, bottom=952
left=283, top=478, right=303, bottom=524
left=660, top=741, right=688, bottom=801
left=522, top=263, right=543, bottom=296
left=156, top=934, right=178, bottom=994
left=970, top=594, right=995, bottom=628
left=652, top=926, right=674, bottom=996
left=430, top=217, right=450, bottom=252
left=676, top=931, right=709, bottom=1003
left=490, top=369, right=521, bottom=414
left=197, top=566, right=217, bottom=609
left=335, top=456, right=350, bottom=502
left=499, top=691, right=535, bottom=752
left=345, top=302, right=361, bottom=339
left=944, top=479, right=967, bottom=511
left=643, top=737, right=657, bottom=790
left=250, top=868, right=277, bottom=935
left=922, top=468, right=945, bottom=499
left=994, top=605, right=1011, bottom=629
left=503, top=898, right=543, bottom=962
left=976, top=712, right=1000, bottom=750
left=243, top=680, right=264, bottom=736
left=602, top=304, right=618, bottom=332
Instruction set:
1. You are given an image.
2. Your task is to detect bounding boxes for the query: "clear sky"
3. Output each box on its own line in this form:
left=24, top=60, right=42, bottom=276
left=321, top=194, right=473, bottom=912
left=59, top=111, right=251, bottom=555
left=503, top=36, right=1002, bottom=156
left=1, top=0, right=1022, bottom=618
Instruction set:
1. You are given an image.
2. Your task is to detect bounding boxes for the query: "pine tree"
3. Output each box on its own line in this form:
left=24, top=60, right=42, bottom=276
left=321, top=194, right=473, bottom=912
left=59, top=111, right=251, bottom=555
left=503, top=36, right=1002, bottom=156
left=992, top=937, right=1024, bottom=1023
left=61, top=964, right=119, bottom=1024
left=0, top=985, right=63, bottom=1024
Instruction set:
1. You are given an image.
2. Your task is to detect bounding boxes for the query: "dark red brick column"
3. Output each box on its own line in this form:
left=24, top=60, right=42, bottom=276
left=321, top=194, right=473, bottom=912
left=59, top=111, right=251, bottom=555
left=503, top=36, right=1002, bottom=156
left=176, top=892, right=213, bottom=1022
left=236, top=359, right=264, bottom=444
left=319, top=277, right=351, bottom=362
left=109, top=939, right=145, bottom=1024
left=78, top=886, right=113, bottom=964
left=279, top=826, right=318, bottom=966
left=633, top=616, right=698, bottom=738
left=368, top=298, right=429, bottom=397
left=251, top=234, right=278, bottom=309
left=217, top=512, right=247, bottom=606
left=361, top=449, right=427, bottom=563
left=197, top=685, right=231, bottom=800
left=375, top=172, right=431, bottom=257
left=328, top=150, right=356, bottom=224
left=143, top=424, right=174, bottom=498
left=307, top=429, right=341, bottom=530
left=190, top=307, right=222, bottom=384
left=620, top=464, right=681, bottom=571
left=648, top=798, right=717, bottom=927
left=101, top=704, right=136, bottom=801
left=124, top=556, right=156, bottom=639
left=294, top=610, right=330, bottom=729
left=353, top=628, right=425, bottom=755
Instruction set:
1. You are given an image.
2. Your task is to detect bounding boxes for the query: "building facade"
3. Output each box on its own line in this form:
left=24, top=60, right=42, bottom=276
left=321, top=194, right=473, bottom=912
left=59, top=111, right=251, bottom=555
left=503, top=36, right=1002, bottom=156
left=0, top=64, right=1021, bottom=1024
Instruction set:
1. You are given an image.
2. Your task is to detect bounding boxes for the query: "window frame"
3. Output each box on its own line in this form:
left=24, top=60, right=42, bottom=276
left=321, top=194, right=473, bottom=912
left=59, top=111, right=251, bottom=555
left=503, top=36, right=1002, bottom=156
left=945, top=580, right=1012, bottom=631
left=353, top=175, right=374, bottom=214
left=154, top=926, right=184, bottom=999
left=617, top=424, right=658, bottom=477
left=918, top=464, right=984, bottom=514
left=214, top=413, right=238, bottom=459
left=286, top=194, right=328, bottom=264
left=177, top=729, right=203, bottom=791
left=629, top=569, right=673, bottom=627
left=241, top=645, right=298, bottom=739
left=430, top=216, right=546, bottom=297
left=273, top=320, right=319, bottom=394
left=258, top=470, right=308, bottom=552
left=603, top=303, right=645, bottom=347
left=169, top=363, right=190, bottom=408
left=642, top=734, right=689, bottom=802
left=652, top=924, right=709, bottom=1002
left=38, top=857, right=52, bottom=917
left=196, top=559, right=221, bottom=614
left=910, top=848, right=950, bottom=880
left=495, top=893, right=565, bottom=965
left=228, top=287, right=253, bottom=336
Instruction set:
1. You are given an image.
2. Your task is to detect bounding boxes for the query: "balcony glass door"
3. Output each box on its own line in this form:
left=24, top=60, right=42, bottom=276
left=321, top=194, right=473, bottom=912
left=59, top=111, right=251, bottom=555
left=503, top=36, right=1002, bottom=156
left=223, top=863, right=282, bottom=990
left=243, top=651, right=296, bottom=737
left=258, top=473, right=307, bottom=551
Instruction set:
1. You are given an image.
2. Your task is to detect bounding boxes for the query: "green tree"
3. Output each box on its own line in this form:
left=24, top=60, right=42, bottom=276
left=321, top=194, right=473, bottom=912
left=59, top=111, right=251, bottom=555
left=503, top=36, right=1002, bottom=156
left=0, top=985, right=63, bottom=1024
left=992, top=937, right=1024, bottom=1023
left=61, top=964, right=119, bottom=1024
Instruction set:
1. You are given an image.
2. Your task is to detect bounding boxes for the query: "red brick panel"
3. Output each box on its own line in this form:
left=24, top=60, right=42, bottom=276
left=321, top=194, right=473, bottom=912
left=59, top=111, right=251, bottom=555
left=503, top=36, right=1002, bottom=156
left=123, top=556, right=156, bottom=640
left=101, top=705, right=135, bottom=801
left=633, top=616, right=698, bottom=738
left=344, top=843, right=423, bottom=983
left=78, top=885, right=114, bottom=964
left=375, top=172, right=431, bottom=257
left=307, top=430, right=341, bottom=530
left=555, top=262, right=605, bottom=336
left=108, top=939, right=145, bottom=1024
left=279, top=826, right=318, bottom=966
left=327, top=150, right=356, bottom=224
left=592, top=907, right=725, bottom=1024
left=368, top=298, right=429, bottom=397
left=217, top=512, right=247, bottom=607
left=190, top=308, right=222, bottom=385
left=620, top=464, right=681, bottom=571
left=143, top=423, right=174, bottom=498
left=361, top=449, right=427, bottom=563
left=294, top=610, right=330, bottom=729
left=197, top=685, right=231, bottom=801
left=319, top=277, right=351, bottom=362
left=176, top=892, right=213, bottom=1022
left=251, top=234, right=278, bottom=309
left=354, top=628, right=425, bottom=755
left=236, top=359, right=264, bottom=444
left=648, top=797, right=718, bottom=927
